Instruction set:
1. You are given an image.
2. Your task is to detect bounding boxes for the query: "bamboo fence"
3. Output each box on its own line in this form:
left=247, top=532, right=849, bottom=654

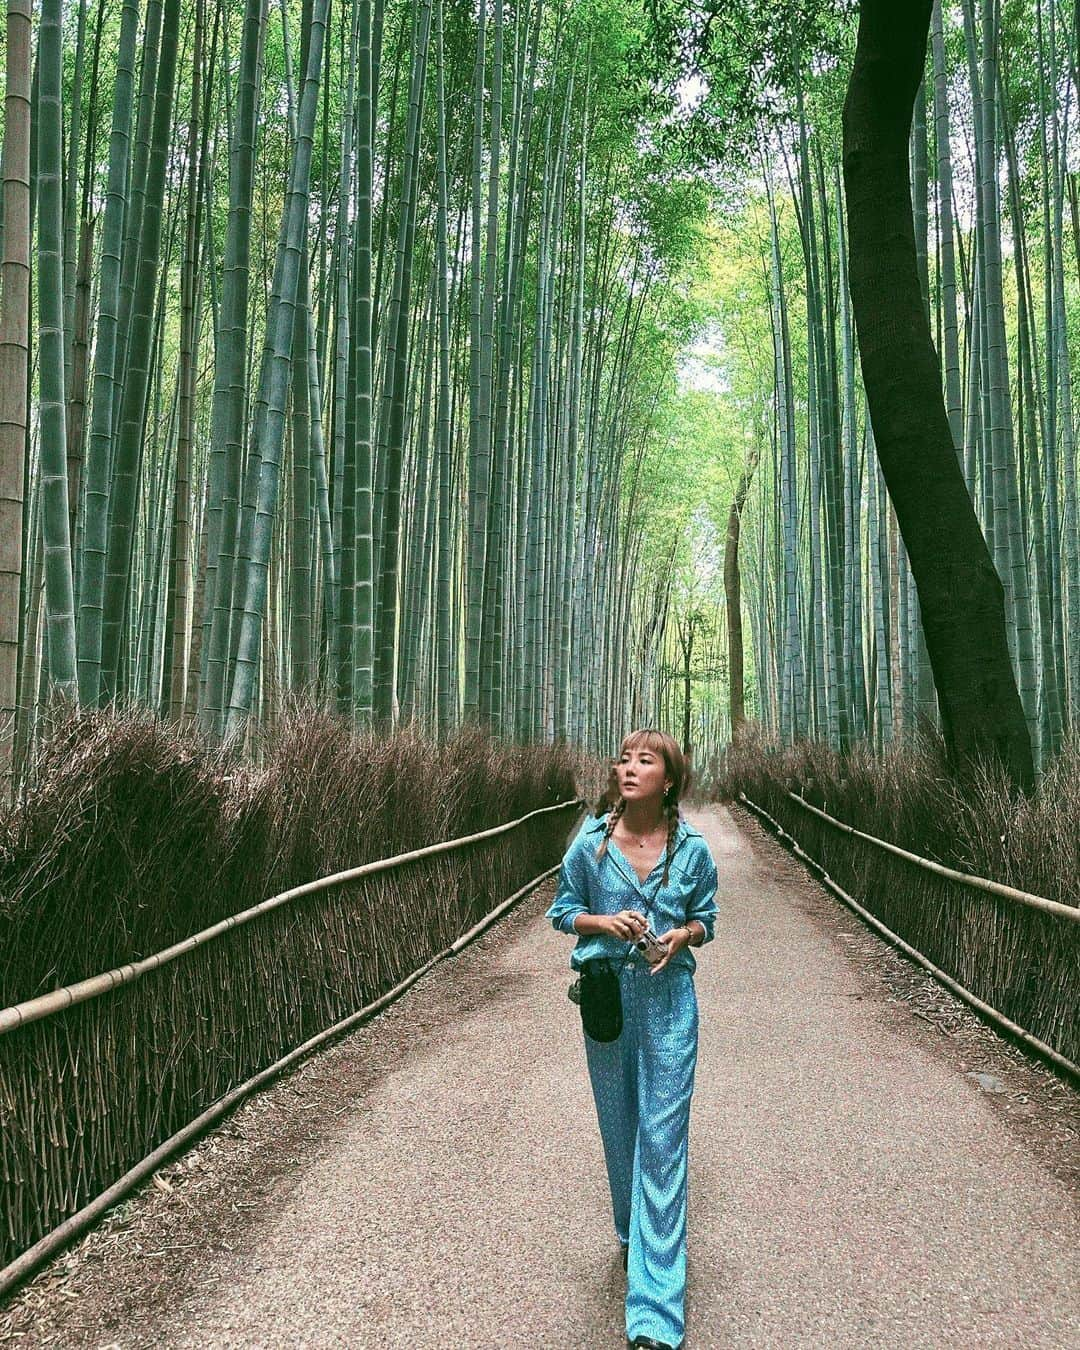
left=738, top=790, right=1079, bottom=1071
left=0, top=797, right=584, bottom=1270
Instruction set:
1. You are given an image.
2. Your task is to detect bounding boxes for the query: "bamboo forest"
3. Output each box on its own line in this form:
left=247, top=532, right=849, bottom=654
left=3, top=1, right=1080, bottom=1331
left=0, top=0, right=1075, bottom=792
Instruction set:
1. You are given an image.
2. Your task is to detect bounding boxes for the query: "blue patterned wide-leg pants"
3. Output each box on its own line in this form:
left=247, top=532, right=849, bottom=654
left=583, top=961, right=699, bottom=1348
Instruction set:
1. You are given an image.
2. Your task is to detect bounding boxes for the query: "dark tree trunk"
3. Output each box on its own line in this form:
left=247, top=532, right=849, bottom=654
left=677, top=614, right=695, bottom=757
left=842, top=0, right=1033, bottom=792
left=725, top=450, right=758, bottom=738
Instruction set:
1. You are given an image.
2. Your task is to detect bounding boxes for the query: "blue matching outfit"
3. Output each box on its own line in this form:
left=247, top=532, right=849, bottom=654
left=546, top=811, right=719, bottom=1348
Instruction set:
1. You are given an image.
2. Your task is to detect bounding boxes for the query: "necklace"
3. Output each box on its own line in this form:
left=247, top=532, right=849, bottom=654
left=618, top=815, right=664, bottom=847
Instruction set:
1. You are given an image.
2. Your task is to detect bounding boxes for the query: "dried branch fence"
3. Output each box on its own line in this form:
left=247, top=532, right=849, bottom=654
left=0, top=798, right=584, bottom=1273
left=739, top=791, right=1079, bottom=1073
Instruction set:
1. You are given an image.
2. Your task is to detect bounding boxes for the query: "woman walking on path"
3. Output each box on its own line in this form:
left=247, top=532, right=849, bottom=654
left=546, top=728, right=719, bottom=1350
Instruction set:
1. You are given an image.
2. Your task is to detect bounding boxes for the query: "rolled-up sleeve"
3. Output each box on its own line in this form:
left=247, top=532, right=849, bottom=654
left=686, top=849, right=719, bottom=944
left=545, top=831, right=591, bottom=935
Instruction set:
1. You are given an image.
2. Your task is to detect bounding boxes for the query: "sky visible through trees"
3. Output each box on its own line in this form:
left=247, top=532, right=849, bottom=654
left=0, top=0, right=1075, bottom=790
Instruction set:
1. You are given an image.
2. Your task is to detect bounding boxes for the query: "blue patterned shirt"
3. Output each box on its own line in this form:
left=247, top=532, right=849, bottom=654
left=545, top=810, right=719, bottom=973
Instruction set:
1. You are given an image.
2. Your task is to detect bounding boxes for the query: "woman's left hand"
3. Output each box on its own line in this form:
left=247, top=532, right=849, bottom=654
left=648, top=925, right=691, bottom=975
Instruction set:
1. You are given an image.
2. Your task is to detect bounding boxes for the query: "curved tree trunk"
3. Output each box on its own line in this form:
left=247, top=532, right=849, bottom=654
left=842, top=0, right=1033, bottom=791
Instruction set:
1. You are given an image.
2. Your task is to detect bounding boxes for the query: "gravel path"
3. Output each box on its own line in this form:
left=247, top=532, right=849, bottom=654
left=3, top=803, right=1078, bottom=1348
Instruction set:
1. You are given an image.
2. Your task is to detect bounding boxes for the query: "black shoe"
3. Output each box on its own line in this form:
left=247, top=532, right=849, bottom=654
left=632, top=1338, right=675, bottom=1350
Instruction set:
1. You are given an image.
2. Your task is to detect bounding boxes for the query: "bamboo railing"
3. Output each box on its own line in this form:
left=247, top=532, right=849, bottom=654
left=0, top=797, right=585, bottom=1279
left=738, top=791, right=1079, bottom=1075
left=786, top=793, right=1080, bottom=923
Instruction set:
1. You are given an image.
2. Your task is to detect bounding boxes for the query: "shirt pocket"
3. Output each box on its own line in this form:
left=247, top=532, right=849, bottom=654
left=656, top=860, right=697, bottom=923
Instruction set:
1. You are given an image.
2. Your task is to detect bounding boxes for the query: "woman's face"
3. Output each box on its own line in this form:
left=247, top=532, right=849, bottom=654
left=615, top=741, right=671, bottom=807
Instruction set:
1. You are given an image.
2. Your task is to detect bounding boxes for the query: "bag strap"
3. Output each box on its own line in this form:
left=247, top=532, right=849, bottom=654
left=609, top=863, right=666, bottom=977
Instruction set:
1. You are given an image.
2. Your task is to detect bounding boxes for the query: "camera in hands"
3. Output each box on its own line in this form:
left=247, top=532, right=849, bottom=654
left=634, top=926, right=666, bottom=964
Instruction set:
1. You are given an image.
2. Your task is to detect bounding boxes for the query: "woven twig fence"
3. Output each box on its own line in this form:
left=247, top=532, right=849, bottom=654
left=0, top=798, right=582, bottom=1268
left=738, top=791, right=1079, bottom=1068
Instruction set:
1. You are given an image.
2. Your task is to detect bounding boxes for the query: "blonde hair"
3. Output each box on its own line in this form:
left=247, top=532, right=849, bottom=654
left=592, top=728, right=690, bottom=887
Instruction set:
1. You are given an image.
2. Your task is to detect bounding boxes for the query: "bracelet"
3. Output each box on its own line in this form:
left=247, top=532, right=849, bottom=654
left=681, top=924, right=696, bottom=946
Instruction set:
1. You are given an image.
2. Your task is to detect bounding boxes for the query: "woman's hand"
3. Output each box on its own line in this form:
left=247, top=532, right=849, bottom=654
left=600, top=909, right=647, bottom=941
left=648, top=925, right=691, bottom=975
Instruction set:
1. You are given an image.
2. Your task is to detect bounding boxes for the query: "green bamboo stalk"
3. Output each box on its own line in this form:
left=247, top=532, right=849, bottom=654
left=199, top=0, right=264, bottom=734
left=0, top=0, right=33, bottom=791
left=37, top=0, right=79, bottom=696
left=99, top=0, right=182, bottom=702
left=76, top=0, right=140, bottom=705
left=224, top=0, right=331, bottom=738
left=372, top=0, right=432, bottom=726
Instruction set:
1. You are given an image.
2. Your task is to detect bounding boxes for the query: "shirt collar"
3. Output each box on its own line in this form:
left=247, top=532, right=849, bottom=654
left=581, top=809, right=695, bottom=894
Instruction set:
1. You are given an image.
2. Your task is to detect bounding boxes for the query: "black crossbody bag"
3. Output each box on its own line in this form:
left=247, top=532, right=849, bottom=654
left=567, top=872, right=663, bottom=1043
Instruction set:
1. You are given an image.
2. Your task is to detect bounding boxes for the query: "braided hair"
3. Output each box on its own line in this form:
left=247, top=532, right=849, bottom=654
left=593, top=728, right=690, bottom=887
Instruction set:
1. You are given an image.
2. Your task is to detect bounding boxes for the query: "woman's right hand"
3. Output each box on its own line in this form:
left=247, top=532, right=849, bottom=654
left=601, top=909, right=647, bottom=941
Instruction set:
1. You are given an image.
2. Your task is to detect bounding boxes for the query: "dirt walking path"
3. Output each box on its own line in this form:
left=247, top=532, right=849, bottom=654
left=3, top=803, right=1077, bottom=1348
